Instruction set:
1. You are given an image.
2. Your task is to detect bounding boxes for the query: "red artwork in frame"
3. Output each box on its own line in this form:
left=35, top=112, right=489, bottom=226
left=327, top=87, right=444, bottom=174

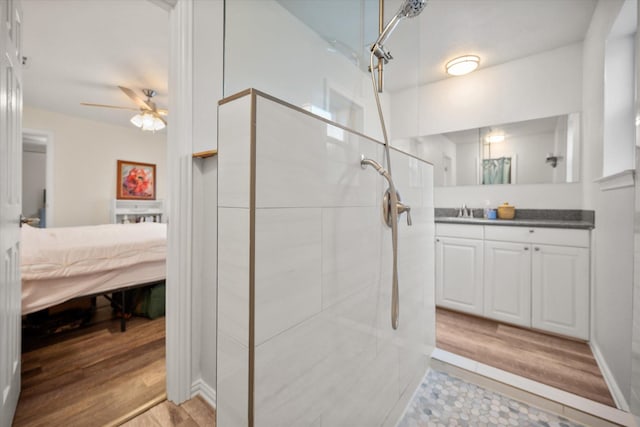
left=117, top=160, right=156, bottom=200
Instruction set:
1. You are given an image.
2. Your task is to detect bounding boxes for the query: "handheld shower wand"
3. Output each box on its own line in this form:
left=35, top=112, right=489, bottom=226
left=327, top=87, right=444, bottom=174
left=371, top=0, right=427, bottom=64
left=363, top=0, right=427, bottom=330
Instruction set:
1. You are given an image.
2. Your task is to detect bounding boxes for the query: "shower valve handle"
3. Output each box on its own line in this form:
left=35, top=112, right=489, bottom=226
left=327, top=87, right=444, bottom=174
left=397, top=202, right=412, bottom=226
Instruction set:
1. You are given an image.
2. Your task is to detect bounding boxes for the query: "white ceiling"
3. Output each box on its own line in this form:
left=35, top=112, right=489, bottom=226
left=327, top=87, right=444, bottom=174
left=22, top=0, right=602, bottom=128
left=281, top=0, right=599, bottom=92
left=386, top=0, right=599, bottom=91
left=22, top=0, right=169, bottom=129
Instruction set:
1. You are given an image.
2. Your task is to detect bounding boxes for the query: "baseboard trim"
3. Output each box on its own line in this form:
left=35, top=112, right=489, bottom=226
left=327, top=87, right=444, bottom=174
left=191, top=378, right=217, bottom=409
left=591, top=341, right=631, bottom=412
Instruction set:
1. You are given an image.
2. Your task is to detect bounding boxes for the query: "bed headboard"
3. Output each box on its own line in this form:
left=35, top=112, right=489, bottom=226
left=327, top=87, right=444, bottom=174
left=111, top=199, right=165, bottom=224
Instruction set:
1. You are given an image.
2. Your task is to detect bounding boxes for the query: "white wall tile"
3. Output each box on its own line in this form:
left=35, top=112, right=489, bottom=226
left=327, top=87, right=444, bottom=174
left=321, top=342, right=400, bottom=427
left=389, top=148, right=429, bottom=209
left=217, top=93, right=436, bottom=427
left=218, top=207, right=250, bottom=346
left=254, top=96, right=379, bottom=208
left=254, top=310, right=378, bottom=427
left=321, top=206, right=381, bottom=309
left=255, top=208, right=322, bottom=345
left=218, top=95, right=252, bottom=208
left=217, top=332, right=249, bottom=427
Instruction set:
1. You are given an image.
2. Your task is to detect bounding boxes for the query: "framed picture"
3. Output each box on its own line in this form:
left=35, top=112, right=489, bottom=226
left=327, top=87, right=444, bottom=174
left=117, top=160, right=156, bottom=200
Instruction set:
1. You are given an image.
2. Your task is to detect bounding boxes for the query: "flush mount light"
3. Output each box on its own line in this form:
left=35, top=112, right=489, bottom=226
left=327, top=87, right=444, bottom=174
left=486, top=133, right=505, bottom=143
left=446, top=55, right=480, bottom=76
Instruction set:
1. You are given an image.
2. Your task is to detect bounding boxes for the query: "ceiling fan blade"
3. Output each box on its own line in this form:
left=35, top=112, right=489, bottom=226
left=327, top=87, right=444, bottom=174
left=80, top=102, right=139, bottom=111
left=118, top=85, right=153, bottom=110
left=157, top=109, right=168, bottom=116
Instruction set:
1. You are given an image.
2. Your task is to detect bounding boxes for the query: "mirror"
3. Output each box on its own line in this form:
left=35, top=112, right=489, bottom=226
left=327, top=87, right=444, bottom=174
left=416, top=113, right=581, bottom=187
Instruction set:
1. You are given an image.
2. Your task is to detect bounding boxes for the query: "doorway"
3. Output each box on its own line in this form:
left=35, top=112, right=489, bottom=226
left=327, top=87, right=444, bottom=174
left=14, top=0, right=171, bottom=424
left=22, top=130, right=52, bottom=228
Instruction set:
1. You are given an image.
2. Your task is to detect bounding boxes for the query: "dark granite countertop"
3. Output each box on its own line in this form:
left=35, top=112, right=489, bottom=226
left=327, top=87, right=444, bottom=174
left=435, top=208, right=595, bottom=230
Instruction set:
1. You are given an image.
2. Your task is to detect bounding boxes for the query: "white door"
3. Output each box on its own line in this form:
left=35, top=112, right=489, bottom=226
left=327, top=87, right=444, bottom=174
left=0, top=0, right=23, bottom=425
left=435, top=236, right=484, bottom=316
left=531, top=244, right=589, bottom=340
left=484, top=240, right=531, bottom=327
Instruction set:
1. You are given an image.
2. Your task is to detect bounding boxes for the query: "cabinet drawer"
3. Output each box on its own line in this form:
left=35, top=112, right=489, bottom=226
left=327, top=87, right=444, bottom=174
left=484, top=226, right=589, bottom=247
left=435, top=223, right=484, bottom=239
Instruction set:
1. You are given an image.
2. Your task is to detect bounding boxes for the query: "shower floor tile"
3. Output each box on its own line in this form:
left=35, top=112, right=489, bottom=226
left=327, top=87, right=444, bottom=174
left=398, top=370, right=585, bottom=427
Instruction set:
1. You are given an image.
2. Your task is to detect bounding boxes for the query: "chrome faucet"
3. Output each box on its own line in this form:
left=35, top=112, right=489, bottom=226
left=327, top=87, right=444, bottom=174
left=458, top=204, right=473, bottom=218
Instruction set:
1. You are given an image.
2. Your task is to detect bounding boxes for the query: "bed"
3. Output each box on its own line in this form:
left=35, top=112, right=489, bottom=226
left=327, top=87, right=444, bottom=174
left=21, top=222, right=167, bottom=330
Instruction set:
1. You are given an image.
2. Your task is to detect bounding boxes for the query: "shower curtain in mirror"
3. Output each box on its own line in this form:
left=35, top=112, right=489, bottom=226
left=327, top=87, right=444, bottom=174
left=483, top=157, right=511, bottom=185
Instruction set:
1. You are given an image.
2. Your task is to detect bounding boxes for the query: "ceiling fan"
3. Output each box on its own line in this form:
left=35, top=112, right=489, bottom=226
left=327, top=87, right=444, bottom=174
left=81, top=86, right=168, bottom=131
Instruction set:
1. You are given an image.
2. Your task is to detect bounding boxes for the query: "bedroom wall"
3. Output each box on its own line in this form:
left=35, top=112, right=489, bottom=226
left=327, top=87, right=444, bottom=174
left=22, top=106, right=167, bottom=227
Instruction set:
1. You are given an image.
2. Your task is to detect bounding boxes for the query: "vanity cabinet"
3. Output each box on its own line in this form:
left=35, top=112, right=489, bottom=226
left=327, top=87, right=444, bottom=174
left=435, top=224, right=484, bottom=316
left=484, top=241, right=531, bottom=327
left=531, top=244, right=589, bottom=339
left=436, top=223, right=591, bottom=340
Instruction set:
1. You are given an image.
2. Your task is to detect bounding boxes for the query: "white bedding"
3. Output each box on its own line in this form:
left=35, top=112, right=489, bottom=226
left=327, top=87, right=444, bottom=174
left=21, top=223, right=166, bottom=280
left=21, top=223, right=167, bottom=314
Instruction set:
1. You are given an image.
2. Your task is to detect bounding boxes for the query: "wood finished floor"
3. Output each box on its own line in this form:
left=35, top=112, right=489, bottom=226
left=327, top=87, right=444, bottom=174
left=14, top=302, right=167, bottom=427
left=122, top=396, right=216, bottom=427
left=436, top=307, right=616, bottom=407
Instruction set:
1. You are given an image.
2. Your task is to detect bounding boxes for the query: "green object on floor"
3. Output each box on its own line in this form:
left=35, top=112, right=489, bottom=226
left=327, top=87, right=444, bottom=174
left=134, top=282, right=166, bottom=319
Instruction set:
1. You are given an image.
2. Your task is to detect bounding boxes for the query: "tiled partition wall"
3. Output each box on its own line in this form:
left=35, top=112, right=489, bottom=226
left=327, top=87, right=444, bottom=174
left=217, top=89, right=435, bottom=427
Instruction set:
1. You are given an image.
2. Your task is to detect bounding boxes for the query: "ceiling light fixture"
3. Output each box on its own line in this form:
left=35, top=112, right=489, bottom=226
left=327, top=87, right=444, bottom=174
left=486, top=133, right=505, bottom=143
left=446, top=55, right=480, bottom=76
left=130, top=112, right=165, bottom=132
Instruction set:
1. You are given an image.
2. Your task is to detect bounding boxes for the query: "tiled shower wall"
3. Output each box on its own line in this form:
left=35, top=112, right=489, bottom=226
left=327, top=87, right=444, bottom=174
left=217, top=89, right=435, bottom=427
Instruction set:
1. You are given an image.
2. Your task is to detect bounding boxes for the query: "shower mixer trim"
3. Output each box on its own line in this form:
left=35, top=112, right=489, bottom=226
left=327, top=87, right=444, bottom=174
left=360, top=156, right=412, bottom=228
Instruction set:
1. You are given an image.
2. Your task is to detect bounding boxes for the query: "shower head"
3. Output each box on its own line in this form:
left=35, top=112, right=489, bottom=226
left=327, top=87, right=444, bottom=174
left=398, top=0, right=428, bottom=18
left=371, top=0, right=428, bottom=63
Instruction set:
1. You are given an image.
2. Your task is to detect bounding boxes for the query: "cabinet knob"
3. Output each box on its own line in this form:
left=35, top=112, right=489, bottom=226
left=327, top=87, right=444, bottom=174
left=529, top=229, right=535, bottom=233
left=524, top=247, right=529, bottom=251
left=534, top=247, right=540, bottom=251
left=436, top=238, right=440, bottom=242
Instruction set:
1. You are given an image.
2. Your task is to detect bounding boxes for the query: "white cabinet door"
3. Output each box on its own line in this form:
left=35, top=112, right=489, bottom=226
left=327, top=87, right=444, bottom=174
left=531, top=244, right=589, bottom=340
left=484, top=241, right=531, bottom=327
left=436, top=236, right=483, bottom=316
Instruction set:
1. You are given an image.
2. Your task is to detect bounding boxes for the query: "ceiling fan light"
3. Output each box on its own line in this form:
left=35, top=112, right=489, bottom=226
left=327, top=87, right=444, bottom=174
left=130, top=112, right=165, bottom=132
left=130, top=113, right=144, bottom=128
left=151, top=117, right=166, bottom=131
left=446, top=55, right=480, bottom=76
left=141, top=113, right=155, bottom=130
